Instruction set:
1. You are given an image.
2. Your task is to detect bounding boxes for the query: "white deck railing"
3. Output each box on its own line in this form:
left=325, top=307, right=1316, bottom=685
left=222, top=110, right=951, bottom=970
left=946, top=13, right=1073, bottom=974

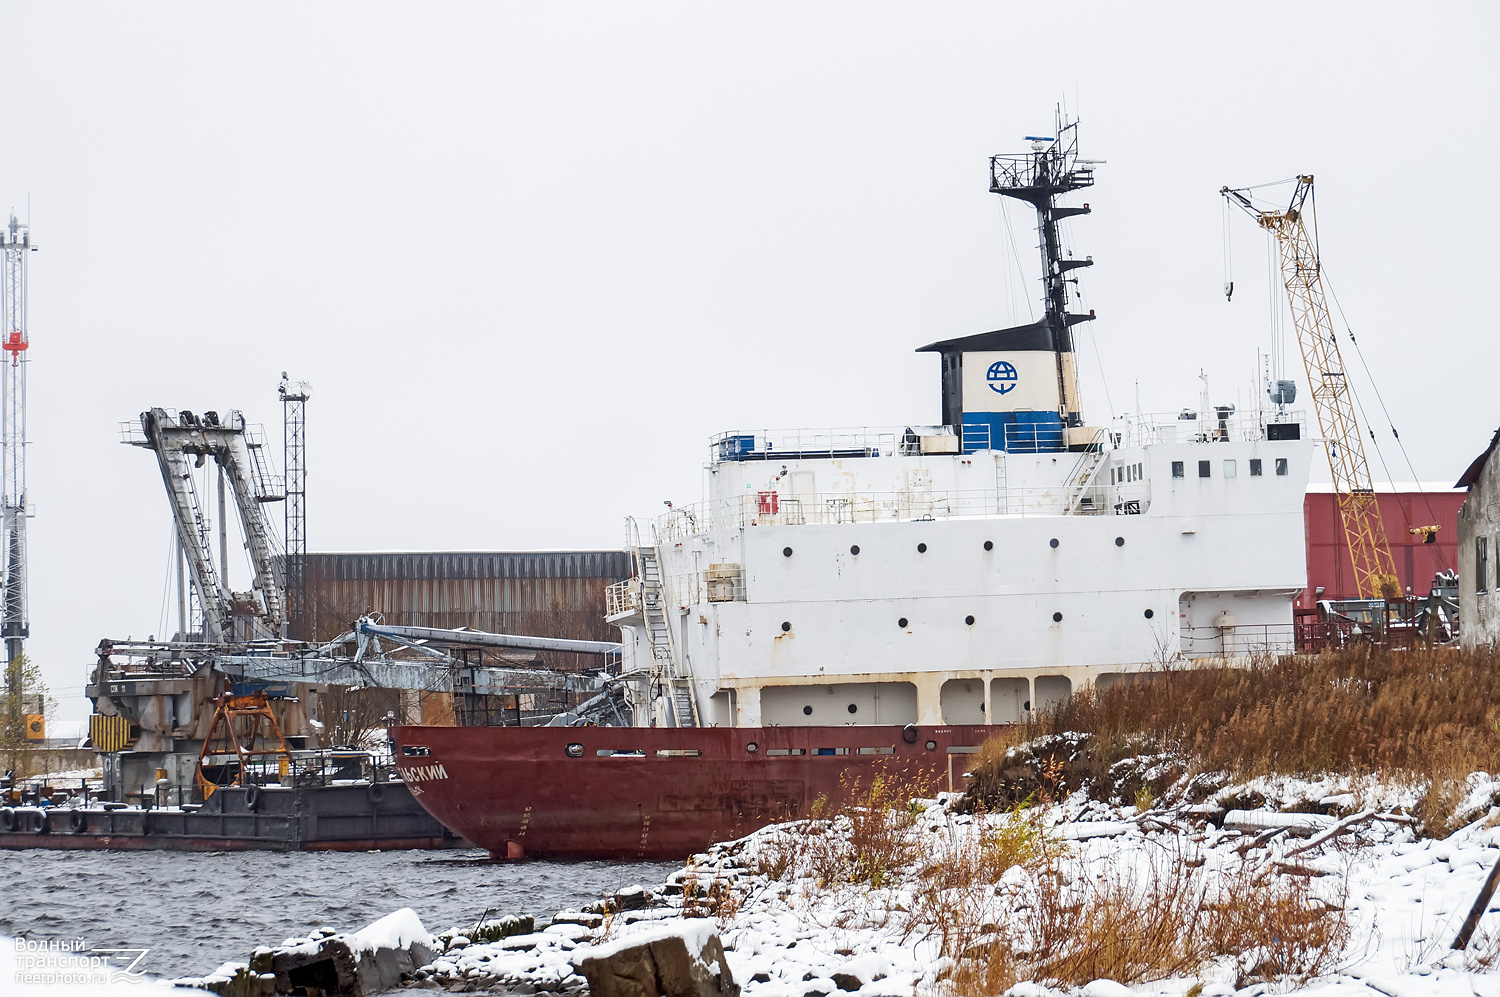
left=657, top=484, right=1150, bottom=541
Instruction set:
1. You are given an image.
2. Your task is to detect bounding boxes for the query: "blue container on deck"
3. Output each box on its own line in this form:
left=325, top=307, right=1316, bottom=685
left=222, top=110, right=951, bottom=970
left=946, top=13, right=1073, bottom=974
left=960, top=412, right=1065, bottom=454
left=717, top=435, right=756, bottom=461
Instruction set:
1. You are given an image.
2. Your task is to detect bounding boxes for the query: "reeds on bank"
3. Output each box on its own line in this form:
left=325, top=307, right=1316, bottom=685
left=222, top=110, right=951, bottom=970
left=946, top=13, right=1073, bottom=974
left=971, top=643, right=1500, bottom=835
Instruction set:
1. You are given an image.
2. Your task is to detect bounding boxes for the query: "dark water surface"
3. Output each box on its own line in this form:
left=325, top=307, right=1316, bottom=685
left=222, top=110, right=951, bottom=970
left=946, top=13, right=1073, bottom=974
left=0, top=848, right=677, bottom=980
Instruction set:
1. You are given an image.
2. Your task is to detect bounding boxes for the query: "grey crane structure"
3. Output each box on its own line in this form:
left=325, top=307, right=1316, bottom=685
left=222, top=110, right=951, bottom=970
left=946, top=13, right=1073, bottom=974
left=127, top=407, right=288, bottom=643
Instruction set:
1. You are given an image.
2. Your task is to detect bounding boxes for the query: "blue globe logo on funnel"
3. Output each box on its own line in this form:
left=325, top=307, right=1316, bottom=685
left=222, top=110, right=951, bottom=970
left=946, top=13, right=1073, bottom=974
left=986, top=360, right=1018, bottom=394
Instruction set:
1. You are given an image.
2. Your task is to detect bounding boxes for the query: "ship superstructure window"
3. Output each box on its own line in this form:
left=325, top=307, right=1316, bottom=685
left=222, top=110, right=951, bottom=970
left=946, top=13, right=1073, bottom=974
left=1172, top=461, right=1184, bottom=478
left=1198, top=460, right=1211, bottom=478
left=1224, top=460, right=1237, bottom=478
left=1276, top=458, right=1288, bottom=475
left=1250, top=459, right=1263, bottom=476
left=1479, top=537, right=1489, bottom=593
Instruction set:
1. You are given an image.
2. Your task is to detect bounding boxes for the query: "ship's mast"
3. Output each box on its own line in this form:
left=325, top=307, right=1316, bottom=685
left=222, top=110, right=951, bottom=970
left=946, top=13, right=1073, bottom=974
left=0, top=213, right=34, bottom=713
left=988, top=111, right=1099, bottom=427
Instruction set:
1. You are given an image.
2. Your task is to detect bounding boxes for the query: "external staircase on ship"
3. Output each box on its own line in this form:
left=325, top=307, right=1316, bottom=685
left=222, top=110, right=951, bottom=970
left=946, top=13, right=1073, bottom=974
left=628, top=520, right=700, bottom=727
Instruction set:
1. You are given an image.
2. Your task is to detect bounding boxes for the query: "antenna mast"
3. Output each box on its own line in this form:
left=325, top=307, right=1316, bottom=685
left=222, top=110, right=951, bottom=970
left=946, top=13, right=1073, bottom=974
left=0, top=212, right=34, bottom=716
left=279, top=374, right=310, bottom=638
left=988, top=108, right=1100, bottom=428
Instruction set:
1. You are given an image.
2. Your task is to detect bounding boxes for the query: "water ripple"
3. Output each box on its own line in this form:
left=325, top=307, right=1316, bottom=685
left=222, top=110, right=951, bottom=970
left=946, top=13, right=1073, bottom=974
left=2, top=848, right=675, bottom=979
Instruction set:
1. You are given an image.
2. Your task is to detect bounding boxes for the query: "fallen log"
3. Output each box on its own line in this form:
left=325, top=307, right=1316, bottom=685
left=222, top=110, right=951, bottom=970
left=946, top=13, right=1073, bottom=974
left=1452, top=851, right=1500, bottom=951
left=1285, top=808, right=1378, bottom=858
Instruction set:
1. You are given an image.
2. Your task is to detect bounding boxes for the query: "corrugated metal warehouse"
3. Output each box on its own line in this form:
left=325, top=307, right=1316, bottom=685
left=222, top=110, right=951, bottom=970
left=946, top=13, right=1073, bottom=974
left=304, top=550, right=631, bottom=643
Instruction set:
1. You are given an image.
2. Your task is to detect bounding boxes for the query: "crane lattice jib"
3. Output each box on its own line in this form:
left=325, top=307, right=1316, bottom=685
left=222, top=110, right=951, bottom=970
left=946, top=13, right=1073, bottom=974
left=1233, top=176, right=1399, bottom=599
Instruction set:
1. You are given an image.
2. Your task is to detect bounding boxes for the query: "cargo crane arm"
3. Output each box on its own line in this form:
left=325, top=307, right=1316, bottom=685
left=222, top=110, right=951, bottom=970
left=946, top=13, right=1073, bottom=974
left=352, top=617, right=621, bottom=660
left=1221, top=176, right=1399, bottom=599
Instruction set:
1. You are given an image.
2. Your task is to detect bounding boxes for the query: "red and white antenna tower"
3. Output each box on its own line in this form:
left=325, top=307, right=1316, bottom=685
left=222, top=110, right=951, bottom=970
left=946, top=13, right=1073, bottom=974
left=0, top=211, right=34, bottom=708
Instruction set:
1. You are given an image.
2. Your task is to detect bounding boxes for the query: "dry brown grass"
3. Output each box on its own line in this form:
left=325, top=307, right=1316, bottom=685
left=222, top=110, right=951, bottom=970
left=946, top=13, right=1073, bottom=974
left=928, top=840, right=1349, bottom=995
left=749, top=759, right=938, bottom=889
left=748, top=767, right=1350, bottom=993
left=968, top=645, right=1500, bottom=834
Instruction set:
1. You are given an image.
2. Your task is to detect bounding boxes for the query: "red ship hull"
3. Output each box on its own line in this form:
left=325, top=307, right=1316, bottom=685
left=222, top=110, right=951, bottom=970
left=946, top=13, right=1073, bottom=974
left=389, top=723, right=999, bottom=860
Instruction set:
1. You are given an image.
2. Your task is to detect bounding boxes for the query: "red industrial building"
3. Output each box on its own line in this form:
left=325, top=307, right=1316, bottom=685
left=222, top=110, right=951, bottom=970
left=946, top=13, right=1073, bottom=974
left=1298, top=484, right=1464, bottom=610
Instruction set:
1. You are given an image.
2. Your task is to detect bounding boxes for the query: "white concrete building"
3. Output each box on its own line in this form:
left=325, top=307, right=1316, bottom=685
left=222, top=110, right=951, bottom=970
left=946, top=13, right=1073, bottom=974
left=1456, top=429, right=1500, bottom=647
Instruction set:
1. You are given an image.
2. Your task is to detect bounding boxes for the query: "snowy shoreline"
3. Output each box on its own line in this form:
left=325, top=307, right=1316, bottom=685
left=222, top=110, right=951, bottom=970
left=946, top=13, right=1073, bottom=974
left=178, top=771, right=1500, bottom=995
left=11, top=769, right=1500, bottom=996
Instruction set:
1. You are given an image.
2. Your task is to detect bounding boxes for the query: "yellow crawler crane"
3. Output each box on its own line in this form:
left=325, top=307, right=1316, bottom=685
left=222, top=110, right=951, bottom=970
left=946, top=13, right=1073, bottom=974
left=1223, top=176, right=1399, bottom=599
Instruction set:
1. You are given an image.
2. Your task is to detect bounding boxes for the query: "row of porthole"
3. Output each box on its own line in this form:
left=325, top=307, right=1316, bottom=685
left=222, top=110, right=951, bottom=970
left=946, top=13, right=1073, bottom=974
left=564, top=729, right=947, bottom=758
left=802, top=704, right=861, bottom=715
left=782, top=536, right=1127, bottom=558
left=781, top=607, right=1157, bottom=631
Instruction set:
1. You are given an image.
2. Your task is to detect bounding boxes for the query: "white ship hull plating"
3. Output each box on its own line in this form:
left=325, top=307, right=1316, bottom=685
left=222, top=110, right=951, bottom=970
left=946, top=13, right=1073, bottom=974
left=611, top=420, right=1313, bottom=728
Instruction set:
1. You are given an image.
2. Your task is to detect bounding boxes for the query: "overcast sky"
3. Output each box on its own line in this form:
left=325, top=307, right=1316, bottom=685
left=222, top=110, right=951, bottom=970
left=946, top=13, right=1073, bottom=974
left=5, top=3, right=1496, bottom=721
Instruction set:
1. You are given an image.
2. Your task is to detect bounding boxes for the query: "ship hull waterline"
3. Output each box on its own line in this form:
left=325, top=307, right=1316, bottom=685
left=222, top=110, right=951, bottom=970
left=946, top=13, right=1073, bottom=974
left=390, top=722, right=1001, bottom=861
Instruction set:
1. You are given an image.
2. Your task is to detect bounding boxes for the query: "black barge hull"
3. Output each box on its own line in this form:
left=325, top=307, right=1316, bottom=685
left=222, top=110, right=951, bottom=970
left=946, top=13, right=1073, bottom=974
left=0, top=782, right=469, bottom=851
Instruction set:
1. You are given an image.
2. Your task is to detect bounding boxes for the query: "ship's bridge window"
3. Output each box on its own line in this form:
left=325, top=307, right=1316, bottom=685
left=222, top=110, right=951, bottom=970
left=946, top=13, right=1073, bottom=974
left=1250, top=459, right=1263, bottom=476
left=1275, top=458, right=1288, bottom=476
left=1224, top=459, right=1237, bottom=478
left=1172, top=461, right=1184, bottom=478
left=1198, top=460, right=1211, bottom=478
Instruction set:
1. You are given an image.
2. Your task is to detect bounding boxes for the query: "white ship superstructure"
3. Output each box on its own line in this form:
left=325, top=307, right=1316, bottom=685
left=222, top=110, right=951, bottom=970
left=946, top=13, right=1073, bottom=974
left=608, top=117, right=1316, bottom=728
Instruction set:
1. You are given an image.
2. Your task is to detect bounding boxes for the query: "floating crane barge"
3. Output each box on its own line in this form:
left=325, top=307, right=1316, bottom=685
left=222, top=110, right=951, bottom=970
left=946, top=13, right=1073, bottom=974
left=2, top=396, right=623, bottom=851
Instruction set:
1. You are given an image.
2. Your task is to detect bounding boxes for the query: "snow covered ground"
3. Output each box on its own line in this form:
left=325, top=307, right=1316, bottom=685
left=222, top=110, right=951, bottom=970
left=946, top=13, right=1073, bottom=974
left=28, top=769, right=1497, bottom=995
left=390, top=772, right=1500, bottom=996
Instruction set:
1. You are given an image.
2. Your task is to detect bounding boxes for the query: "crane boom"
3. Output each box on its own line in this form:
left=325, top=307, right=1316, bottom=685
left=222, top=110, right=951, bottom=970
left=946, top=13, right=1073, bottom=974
left=1222, top=176, right=1399, bottom=599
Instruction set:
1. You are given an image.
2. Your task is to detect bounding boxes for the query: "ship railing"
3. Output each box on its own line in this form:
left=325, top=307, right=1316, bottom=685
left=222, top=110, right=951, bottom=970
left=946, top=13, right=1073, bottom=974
left=235, top=749, right=383, bottom=789
left=657, top=485, right=1149, bottom=539
left=605, top=578, right=640, bottom=618
left=1180, top=624, right=1298, bottom=659
left=958, top=423, right=1073, bottom=455
left=1116, top=410, right=1310, bottom=448
left=1003, top=422, right=1068, bottom=454
left=710, top=427, right=910, bottom=463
